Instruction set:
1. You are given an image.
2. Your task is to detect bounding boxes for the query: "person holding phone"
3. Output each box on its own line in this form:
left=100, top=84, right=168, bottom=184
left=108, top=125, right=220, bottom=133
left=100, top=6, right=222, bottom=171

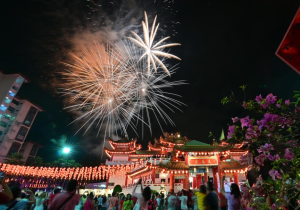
left=0, top=174, right=13, bottom=204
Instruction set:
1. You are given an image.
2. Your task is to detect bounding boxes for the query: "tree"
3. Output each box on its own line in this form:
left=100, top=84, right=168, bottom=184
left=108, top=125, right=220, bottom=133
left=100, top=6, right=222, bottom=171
left=222, top=88, right=300, bottom=209
left=50, top=158, right=82, bottom=167
left=4, top=152, right=24, bottom=165
left=27, top=156, right=44, bottom=166
left=113, top=185, right=122, bottom=193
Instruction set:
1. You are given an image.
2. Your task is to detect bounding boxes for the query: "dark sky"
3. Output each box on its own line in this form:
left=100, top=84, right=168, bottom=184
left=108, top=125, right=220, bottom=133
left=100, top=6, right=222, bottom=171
left=0, top=0, right=299, bottom=165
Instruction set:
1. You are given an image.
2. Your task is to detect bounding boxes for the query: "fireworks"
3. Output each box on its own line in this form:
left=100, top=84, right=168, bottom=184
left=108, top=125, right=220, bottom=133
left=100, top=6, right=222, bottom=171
left=61, top=12, right=184, bottom=137
left=127, top=12, right=181, bottom=76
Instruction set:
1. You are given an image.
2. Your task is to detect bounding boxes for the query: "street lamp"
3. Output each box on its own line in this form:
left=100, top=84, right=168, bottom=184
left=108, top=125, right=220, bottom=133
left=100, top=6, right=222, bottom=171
left=63, top=147, right=70, bottom=154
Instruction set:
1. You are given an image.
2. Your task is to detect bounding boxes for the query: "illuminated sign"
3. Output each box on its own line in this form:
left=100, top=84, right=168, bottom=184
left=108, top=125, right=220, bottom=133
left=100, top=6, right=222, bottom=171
left=189, top=158, right=218, bottom=166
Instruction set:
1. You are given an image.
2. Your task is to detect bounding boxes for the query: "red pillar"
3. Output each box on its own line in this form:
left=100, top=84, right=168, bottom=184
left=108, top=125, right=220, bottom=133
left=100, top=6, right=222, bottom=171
left=169, top=173, right=174, bottom=191
left=192, top=177, right=197, bottom=189
left=196, top=174, right=202, bottom=189
left=234, top=172, right=239, bottom=185
left=212, top=167, right=218, bottom=192
left=204, top=172, right=208, bottom=184
left=185, top=153, right=189, bottom=165
left=125, top=176, right=128, bottom=187
left=186, top=172, right=190, bottom=190
left=152, top=169, right=156, bottom=184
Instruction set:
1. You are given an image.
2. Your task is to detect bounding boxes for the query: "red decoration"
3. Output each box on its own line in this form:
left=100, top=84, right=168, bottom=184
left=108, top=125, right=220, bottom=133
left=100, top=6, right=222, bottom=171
left=276, top=7, right=300, bottom=74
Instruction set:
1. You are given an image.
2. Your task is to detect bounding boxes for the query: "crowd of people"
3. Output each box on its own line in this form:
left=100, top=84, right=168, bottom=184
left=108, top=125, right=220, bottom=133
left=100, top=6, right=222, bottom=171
left=0, top=177, right=243, bottom=210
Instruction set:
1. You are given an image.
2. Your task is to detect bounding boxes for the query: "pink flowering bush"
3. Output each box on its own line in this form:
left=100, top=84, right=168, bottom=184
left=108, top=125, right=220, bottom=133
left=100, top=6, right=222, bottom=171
left=222, top=89, right=300, bottom=209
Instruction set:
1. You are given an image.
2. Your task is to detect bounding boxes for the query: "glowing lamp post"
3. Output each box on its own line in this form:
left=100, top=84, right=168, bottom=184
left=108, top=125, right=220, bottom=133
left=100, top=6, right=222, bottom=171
left=63, top=147, right=71, bottom=154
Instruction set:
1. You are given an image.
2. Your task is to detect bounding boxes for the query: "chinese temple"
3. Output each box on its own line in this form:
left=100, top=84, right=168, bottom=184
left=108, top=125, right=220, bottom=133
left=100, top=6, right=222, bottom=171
left=104, top=132, right=248, bottom=193
left=0, top=132, right=249, bottom=193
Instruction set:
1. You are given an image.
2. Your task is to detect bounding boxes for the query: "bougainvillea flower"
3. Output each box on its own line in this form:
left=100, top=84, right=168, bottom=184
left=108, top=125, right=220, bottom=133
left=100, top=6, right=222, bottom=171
left=231, top=117, right=239, bottom=123
left=285, top=99, right=290, bottom=105
left=265, top=93, right=277, bottom=104
left=227, top=125, right=235, bottom=139
left=269, top=169, right=282, bottom=181
left=241, top=116, right=252, bottom=128
left=242, top=101, right=247, bottom=109
left=284, top=148, right=294, bottom=161
left=255, top=94, right=263, bottom=104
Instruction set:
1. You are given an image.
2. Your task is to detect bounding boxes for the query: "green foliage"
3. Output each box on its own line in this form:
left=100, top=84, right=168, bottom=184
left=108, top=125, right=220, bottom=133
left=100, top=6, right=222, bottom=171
left=222, top=90, right=300, bottom=209
left=50, top=158, right=82, bottom=167
left=27, top=156, right=44, bottom=166
left=4, top=152, right=24, bottom=165
left=113, top=185, right=122, bottom=193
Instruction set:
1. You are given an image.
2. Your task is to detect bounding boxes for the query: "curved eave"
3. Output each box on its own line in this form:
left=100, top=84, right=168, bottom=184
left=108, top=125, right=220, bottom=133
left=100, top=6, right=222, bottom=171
left=176, top=146, right=232, bottom=153
left=220, top=160, right=248, bottom=173
left=127, top=165, right=151, bottom=178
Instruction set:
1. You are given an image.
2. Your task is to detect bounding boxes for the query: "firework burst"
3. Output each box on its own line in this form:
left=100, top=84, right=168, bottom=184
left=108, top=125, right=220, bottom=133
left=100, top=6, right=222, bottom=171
left=128, top=12, right=181, bottom=76
left=61, top=12, right=184, bottom=137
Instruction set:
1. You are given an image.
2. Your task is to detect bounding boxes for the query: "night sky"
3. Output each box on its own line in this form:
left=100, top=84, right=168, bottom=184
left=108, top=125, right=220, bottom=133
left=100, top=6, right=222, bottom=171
left=0, top=0, right=299, bottom=165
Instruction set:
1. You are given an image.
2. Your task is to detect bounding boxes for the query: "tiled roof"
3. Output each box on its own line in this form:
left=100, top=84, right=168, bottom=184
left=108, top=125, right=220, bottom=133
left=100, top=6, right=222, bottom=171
left=159, top=161, right=189, bottom=170
left=127, top=164, right=152, bottom=176
left=108, top=138, right=136, bottom=143
left=220, top=160, right=246, bottom=170
left=178, top=144, right=232, bottom=152
left=135, top=150, right=167, bottom=155
left=104, top=147, right=136, bottom=153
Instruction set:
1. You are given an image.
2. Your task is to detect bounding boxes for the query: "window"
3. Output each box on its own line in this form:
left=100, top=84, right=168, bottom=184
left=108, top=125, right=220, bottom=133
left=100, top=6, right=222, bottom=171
left=175, top=179, right=181, bottom=183
left=8, top=91, right=15, bottom=97
left=0, top=105, right=7, bottom=111
left=11, top=99, right=19, bottom=105
left=15, top=126, right=28, bottom=142
left=7, top=142, right=21, bottom=156
left=23, top=106, right=38, bottom=127
left=4, top=97, right=11, bottom=104
left=108, top=183, right=115, bottom=186
left=161, top=179, right=166, bottom=183
left=7, top=106, right=15, bottom=113
left=0, top=121, right=8, bottom=128
left=155, top=174, right=159, bottom=178
left=12, top=85, right=19, bottom=91
left=29, top=145, right=39, bottom=156
left=3, top=114, right=14, bottom=121
left=16, top=77, right=24, bottom=85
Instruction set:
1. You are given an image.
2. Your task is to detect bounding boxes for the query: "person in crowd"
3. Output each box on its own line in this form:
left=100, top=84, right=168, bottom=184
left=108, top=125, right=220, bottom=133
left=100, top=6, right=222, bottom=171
left=75, top=196, right=83, bottom=210
left=108, top=194, right=112, bottom=209
left=0, top=187, right=35, bottom=209
left=191, top=191, right=198, bottom=210
left=122, top=194, right=133, bottom=210
left=109, top=192, right=119, bottom=210
left=48, top=188, right=60, bottom=205
left=0, top=176, right=13, bottom=204
left=119, top=195, right=125, bottom=210
left=48, top=179, right=81, bottom=210
left=34, top=192, right=47, bottom=210
left=82, top=194, right=88, bottom=205
left=187, top=190, right=193, bottom=210
left=175, top=191, right=181, bottom=210
left=203, top=182, right=219, bottom=210
left=98, top=194, right=103, bottom=210
left=155, top=193, right=160, bottom=210
left=84, top=192, right=95, bottom=210
left=157, top=194, right=164, bottom=210
left=221, top=179, right=241, bottom=210
left=102, top=195, right=108, bottom=210
left=167, top=190, right=177, bottom=210
left=132, top=179, right=151, bottom=210
left=196, top=185, right=207, bottom=210
left=179, top=190, right=188, bottom=210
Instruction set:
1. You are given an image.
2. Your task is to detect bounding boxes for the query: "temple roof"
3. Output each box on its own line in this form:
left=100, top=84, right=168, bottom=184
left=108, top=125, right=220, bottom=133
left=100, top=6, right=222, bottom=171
left=177, top=140, right=232, bottom=152
left=159, top=161, right=189, bottom=170
left=160, top=132, right=187, bottom=144
left=220, top=159, right=246, bottom=170
left=108, top=137, right=137, bottom=144
left=104, top=147, right=136, bottom=154
left=127, top=164, right=152, bottom=177
left=135, top=150, right=167, bottom=155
